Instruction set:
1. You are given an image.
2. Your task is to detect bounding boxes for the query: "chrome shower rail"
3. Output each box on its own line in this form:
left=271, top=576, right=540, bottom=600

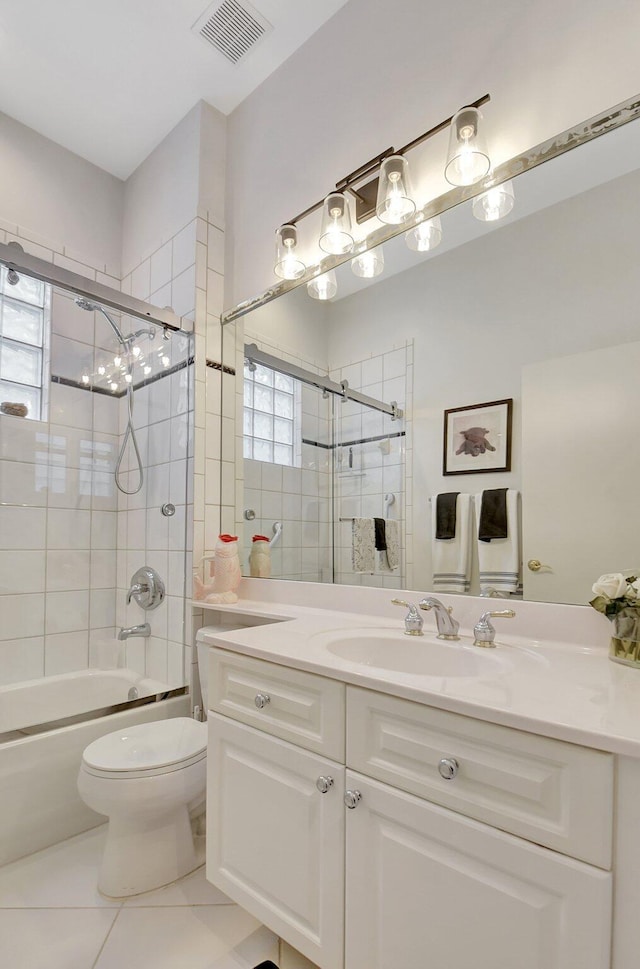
left=0, top=241, right=186, bottom=333
left=245, top=342, right=402, bottom=419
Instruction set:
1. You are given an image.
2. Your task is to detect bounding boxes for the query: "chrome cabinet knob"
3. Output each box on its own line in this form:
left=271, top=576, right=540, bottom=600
left=316, top=776, right=334, bottom=794
left=438, top=757, right=459, bottom=780
left=254, top=693, right=271, bottom=709
left=344, top=789, right=362, bottom=809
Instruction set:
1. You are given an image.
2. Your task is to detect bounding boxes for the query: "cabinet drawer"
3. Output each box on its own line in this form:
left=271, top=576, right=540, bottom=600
left=347, top=687, right=613, bottom=869
left=208, top=647, right=345, bottom=760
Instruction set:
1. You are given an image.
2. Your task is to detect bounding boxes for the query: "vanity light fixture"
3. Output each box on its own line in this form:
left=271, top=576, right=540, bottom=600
left=405, top=215, right=443, bottom=252
left=272, top=93, right=490, bottom=291
left=472, top=177, right=515, bottom=222
left=307, top=269, right=337, bottom=300
left=351, top=248, right=384, bottom=278
left=319, top=193, right=354, bottom=255
left=274, top=224, right=306, bottom=279
left=444, top=106, right=491, bottom=186
left=376, top=155, right=416, bottom=225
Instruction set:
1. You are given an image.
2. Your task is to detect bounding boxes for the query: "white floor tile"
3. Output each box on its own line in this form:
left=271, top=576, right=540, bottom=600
left=94, top=905, right=278, bottom=969
left=0, top=908, right=117, bottom=969
left=0, top=826, right=119, bottom=909
left=124, top=864, right=232, bottom=908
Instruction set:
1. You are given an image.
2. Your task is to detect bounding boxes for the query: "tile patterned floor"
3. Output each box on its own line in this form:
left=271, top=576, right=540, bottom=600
left=0, top=826, right=279, bottom=969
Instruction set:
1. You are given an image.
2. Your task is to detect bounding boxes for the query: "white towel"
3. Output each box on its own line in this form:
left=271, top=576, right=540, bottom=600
left=384, top=519, right=400, bottom=571
left=352, top=518, right=375, bottom=573
left=431, top=493, right=472, bottom=593
left=476, top=489, right=520, bottom=594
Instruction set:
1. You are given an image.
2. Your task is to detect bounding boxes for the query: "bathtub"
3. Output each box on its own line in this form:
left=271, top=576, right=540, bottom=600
left=0, top=668, right=190, bottom=866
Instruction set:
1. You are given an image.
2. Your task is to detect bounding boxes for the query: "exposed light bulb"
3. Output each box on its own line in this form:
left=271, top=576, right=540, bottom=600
left=143, top=365, right=152, bottom=376
left=113, top=355, right=122, bottom=367
left=132, top=345, right=141, bottom=358
left=162, top=355, right=170, bottom=367
left=307, top=269, right=337, bottom=300
left=97, top=365, right=106, bottom=376
left=110, top=381, right=118, bottom=392
left=376, top=155, right=415, bottom=225
left=81, top=374, right=90, bottom=385
left=274, top=224, right=305, bottom=280
left=351, top=249, right=384, bottom=279
left=124, top=373, right=133, bottom=383
left=405, top=216, right=443, bottom=252
left=472, top=179, right=515, bottom=222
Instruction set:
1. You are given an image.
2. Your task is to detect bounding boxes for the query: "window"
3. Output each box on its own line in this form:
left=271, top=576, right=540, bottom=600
left=0, top=268, right=49, bottom=420
left=243, top=361, right=300, bottom=466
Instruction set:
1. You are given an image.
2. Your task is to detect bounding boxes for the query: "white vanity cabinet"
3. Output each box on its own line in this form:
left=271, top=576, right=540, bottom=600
left=205, top=647, right=614, bottom=969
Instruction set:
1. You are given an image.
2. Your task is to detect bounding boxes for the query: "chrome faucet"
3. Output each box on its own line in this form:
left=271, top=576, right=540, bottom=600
left=418, top=597, right=460, bottom=640
left=391, top=599, right=424, bottom=636
left=118, top=623, right=151, bottom=641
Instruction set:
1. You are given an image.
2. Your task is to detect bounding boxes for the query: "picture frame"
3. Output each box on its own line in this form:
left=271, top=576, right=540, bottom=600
left=443, top=398, right=513, bottom=475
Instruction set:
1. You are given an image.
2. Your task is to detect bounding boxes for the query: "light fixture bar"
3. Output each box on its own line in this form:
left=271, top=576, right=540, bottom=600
left=245, top=342, right=402, bottom=418
left=284, top=95, right=490, bottom=227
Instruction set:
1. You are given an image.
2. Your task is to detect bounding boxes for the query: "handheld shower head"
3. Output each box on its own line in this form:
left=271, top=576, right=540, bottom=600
left=75, top=297, right=97, bottom=312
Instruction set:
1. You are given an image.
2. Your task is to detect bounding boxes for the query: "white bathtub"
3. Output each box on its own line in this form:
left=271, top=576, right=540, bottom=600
left=0, top=668, right=190, bottom=866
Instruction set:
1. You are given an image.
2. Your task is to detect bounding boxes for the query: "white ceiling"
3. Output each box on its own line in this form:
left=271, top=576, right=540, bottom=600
left=0, top=0, right=349, bottom=178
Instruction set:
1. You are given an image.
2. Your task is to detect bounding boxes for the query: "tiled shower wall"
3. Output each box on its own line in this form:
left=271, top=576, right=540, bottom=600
left=0, top=217, right=197, bottom=689
left=0, top=225, right=122, bottom=686
left=331, top=342, right=413, bottom=589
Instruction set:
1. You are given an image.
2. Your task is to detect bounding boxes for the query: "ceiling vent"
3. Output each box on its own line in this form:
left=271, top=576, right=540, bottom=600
left=192, top=0, right=272, bottom=65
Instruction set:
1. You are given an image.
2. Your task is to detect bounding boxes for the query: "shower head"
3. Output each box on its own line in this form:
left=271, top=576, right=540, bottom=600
left=74, top=296, right=127, bottom=347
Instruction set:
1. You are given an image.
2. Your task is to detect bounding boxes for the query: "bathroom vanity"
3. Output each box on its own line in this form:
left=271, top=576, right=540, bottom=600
left=196, top=585, right=640, bottom=969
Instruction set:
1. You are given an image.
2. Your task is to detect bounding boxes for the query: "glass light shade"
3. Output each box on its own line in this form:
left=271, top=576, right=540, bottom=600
left=307, top=269, right=337, bottom=300
left=472, top=179, right=515, bottom=222
left=274, top=224, right=305, bottom=279
left=376, top=155, right=416, bottom=224
left=319, top=193, right=354, bottom=254
left=444, top=107, right=491, bottom=186
left=405, top=215, right=443, bottom=252
left=351, top=248, right=384, bottom=278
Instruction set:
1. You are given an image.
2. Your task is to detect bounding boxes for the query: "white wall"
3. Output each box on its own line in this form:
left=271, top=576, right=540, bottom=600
left=225, top=0, right=640, bottom=307
left=0, top=110, right=123, bottom=273
left=326, top=165, right=640, bottom=590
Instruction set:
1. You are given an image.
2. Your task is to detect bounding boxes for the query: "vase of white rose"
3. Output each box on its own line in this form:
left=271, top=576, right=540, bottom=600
left=590, top=572, right=640, bottom=667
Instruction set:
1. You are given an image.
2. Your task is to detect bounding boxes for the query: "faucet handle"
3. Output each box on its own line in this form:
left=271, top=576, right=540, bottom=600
left=473, top=609, right=516, bottom=648
left=391, top=599, right=423, bottom=636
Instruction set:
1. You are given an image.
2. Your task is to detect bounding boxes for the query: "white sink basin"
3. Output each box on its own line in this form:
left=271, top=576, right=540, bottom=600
left=312, top=627, right=534, bottom=677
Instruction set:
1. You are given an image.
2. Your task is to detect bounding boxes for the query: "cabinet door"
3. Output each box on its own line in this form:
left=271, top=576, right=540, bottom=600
left=345, top=771, right=611, bottom=969
left=207, top=713, right=345, bottom=969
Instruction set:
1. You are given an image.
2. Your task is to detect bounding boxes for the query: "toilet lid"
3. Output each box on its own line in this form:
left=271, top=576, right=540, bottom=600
left=82, top=718, right=207, bottom=773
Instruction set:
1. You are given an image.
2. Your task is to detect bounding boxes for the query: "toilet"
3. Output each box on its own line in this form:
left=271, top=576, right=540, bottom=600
left=77, top=644, right=210, bottom=898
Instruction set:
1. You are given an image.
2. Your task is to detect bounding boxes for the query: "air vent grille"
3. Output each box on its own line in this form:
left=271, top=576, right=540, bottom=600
left=193, top=0, right=272, bottom=65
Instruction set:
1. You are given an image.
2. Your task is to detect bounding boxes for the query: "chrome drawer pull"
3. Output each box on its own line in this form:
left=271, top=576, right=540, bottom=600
left=254, top=693, right=271, bottom=709
left=316, top=776, right=334, bottom=794
left=344, top=790, right=362, bottom=809
left=438, top=757, right=459, bottom=780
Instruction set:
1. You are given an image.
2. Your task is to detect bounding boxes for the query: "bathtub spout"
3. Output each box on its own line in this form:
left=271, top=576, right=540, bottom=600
left=118, top=623, right=151, bottom=641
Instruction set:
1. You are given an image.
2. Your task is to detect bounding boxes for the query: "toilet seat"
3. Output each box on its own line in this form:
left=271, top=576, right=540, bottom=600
left=82, top=718, right=207, bottom=779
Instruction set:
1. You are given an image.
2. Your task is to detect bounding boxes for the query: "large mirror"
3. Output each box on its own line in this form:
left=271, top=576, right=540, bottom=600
left=221, top=108, right=640, bottom=606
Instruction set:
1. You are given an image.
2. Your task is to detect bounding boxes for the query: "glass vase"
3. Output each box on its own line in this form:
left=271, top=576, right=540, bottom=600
left=609, top=607, right=640, bottom=667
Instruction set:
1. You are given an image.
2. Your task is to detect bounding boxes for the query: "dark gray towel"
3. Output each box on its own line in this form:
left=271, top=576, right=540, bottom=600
left=436, top=492, right=460, bottom=540
left=373, top=517, right=387, bottom=551
left=479, top=488, right=508, bottom=542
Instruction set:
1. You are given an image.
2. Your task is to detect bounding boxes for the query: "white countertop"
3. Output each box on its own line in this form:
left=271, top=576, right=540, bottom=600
left=194, top=589, right=640, bottom=758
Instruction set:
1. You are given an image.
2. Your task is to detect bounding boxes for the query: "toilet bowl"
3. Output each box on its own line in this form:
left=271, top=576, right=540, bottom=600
left=78, top=717, right=207, bottom=897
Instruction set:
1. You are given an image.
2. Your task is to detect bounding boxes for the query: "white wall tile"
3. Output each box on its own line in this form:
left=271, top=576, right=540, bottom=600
left=47, top=509, right=90, bottom=549
left=0, top=593, right=45, bottom=640
left=45, top=590, right=90, bottom=634
left=0, top=550, right=45, bottom=594
left=44, top=630, right=89, bottom=675
left=0, top=637, right=44, bottom=685
left=0, top=506, right=46, bottom=549
left=171, top=265, right=196, bottom=318
left=46, top=550, right=91, bottom=592
left=172, top=220, right=197, bottom=278
left=150, top=241, right=173, bottom=294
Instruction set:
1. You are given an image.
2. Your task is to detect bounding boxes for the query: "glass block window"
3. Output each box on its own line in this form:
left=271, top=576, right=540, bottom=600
left=0, top=268, right=50, bottom=421
left=243, top=361, right=301, bottom=466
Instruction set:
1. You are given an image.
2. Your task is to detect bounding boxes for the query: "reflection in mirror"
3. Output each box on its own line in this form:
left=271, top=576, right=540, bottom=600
left=222, top=115, right=640, bottom=606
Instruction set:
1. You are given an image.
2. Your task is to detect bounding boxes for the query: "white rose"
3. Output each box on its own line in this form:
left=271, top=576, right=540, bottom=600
left=592, top=573, right=629, bottom=600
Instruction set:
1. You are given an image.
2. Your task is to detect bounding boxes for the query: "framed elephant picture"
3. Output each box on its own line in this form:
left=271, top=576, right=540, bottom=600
left=443, top=398, right=513, bottom=475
